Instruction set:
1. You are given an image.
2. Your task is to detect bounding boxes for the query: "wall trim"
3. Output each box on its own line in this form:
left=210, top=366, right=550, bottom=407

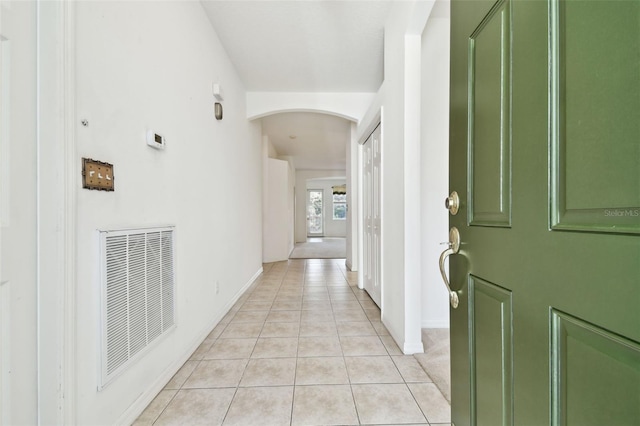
left=36, top=1, right=77, bottom=423
left=421, top=320, right=450, bottom=329
left=403, top=340, right=426, bottom=355
left=116, top=266, right=263, bottom=426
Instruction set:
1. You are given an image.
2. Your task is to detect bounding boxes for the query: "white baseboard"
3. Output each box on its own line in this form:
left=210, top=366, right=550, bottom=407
left=403, top=340, right=425, bottom=355
left=345, top=259, right=353, bottom=271
left=116, top=266, right=263, bottom=426
left=421, top=319, right=450, bottom=329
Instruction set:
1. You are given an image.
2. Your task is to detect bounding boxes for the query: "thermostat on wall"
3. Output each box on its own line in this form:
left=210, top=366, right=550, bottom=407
left=147, top=130, right=166, bottom=150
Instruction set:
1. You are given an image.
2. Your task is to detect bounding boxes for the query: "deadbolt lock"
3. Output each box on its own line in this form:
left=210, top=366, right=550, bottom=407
left=445, top=191, right=460, bottom=215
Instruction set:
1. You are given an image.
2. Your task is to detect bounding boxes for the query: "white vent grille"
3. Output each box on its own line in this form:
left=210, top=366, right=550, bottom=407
left=99, top=226, right=175, bottom=388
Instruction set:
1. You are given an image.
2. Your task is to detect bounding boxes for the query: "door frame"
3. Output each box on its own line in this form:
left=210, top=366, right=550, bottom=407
left=37, top=1, right=77, bottom=423
left=358, top=119, right=383, bottom=307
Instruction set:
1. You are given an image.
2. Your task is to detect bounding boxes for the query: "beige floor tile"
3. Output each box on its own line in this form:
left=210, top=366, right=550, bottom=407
left=165, top=360, right=198, bottom=389
left=408, top=383, right=451, bottom=424
left=345, top=356, right=403, bottom=384
left=207, top=324, right=226, bottom=340
left=298, top=336, right=343, bottom=357
left=248, top=290, right=277, bottom=301
left=182, top=359, right=248, bottom=388
left=271, top=300, right=302, bottom=310
left=230, top=310, right=269, bottom=323
left=139, top=261, right=452, bottom=426
left=133, top=389, right=177, bottom=425
left=299, top=321, right=338, bottom=337
left=302, top=300, right=332, bottom=311
left=295, top=357, right=349, bottom=385
left=219, top=311, right=236, bottom=325
left=340, top=336, right=388, bottom=356
left=219, top=322, right=263, bottom=339
left=392, top=356, right=432, bottom=383
left=331, top=301, right=363, bottom=310
left=222, top=386, right=293, bottom=426
left=330, top=295, right=359, bottom=304
left=154, top=388, right=235, bottom=426
left=333, top=309, right=369, bottom=322
left=304, top=287, right=329, bottom=294
left=351, top=383, right=427, bottom=425
left=204, top=338, right=257, bottom=359
left=260, top=321, right=300, bottom=337
left=380, top=335, right=404, bottom=355
left=326, top=281, right=350, bottom=288
left=292, top=385, right=359, bottom=426
left=364, top=308, right=382, bottom=321
left=238, top=300, right=272, bottom=311
left=370, top=321, right=390, bottom=336
left=358, top=300, right=380, bottom=310
left=190, top=340, right=215, bottom=361
left=239, top=357, right=297, bottom=387
left=301, top=309, right=335, bottom=322
left=251, top=337, right=298, bottom=358
left=328, top=286, right=352, bottom=293
left=337, top=321, right=377, bottom=336
left=303, top=294, right=331, bottom=301
left=266, top=310, right=301, bottom=323
left=277, top=290, right=303, bottom=298
left=353, top=289, right=372, bottom=300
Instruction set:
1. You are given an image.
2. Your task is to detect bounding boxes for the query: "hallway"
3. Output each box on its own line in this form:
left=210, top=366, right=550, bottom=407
left=134, top=259, right=451, bottom=425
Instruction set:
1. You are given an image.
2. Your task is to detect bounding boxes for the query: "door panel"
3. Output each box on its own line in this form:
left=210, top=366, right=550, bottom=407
left=550, top=0, right=640, bottom=233
left=470, top=276, right=513, bottom=426
left=551, top=311, right=640, bottom=425
left=450, top=1, right=640, bottom=425
left=468, top=0, right=512, bottom=227
left=363, top=124, right=381, bottom=307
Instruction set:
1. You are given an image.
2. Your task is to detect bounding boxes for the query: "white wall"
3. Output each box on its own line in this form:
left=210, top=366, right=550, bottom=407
left=74, top=2, right=262, bottom=424
left=420, top=3, right=451, bottom=329
left=306, top=178, right=348, bottom=238
left=346, top=123, right=359, bottom=270
left=294, top=170, right=347, bottom=243
left=0, top=2, right=37, bottom=424
left=263, top=158, right=295, bottom=262
left=358, top=0, right=441, bottom=354
left=359, top=2, right=413, bottom=354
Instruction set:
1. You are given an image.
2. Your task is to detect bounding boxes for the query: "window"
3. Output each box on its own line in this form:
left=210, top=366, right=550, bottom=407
left=333, top=193, right=347, bottom=220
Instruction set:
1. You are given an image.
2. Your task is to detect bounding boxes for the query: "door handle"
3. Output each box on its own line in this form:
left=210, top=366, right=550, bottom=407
left=439, top=227, right=461, bottom=309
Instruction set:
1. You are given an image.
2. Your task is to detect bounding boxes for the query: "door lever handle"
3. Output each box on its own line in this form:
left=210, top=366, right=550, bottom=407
left=439, top=227, right=461, bottom=309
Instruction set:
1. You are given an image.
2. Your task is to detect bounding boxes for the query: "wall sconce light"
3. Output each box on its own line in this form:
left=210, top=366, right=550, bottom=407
left=215, top=102, right=223, bottom=120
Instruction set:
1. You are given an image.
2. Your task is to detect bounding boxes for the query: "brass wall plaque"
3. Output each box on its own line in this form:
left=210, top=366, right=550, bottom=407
left=82, top=158, right=114, bottom=191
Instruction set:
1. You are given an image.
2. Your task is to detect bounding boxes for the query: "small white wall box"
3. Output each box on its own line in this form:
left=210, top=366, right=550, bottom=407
left=212, top=83, right=224, bottom=101
left=146, top=130, right=166, bottom=150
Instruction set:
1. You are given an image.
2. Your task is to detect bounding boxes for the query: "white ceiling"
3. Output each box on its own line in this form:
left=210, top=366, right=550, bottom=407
left=201, top=1, right=392, bottom=170
left=261, top=112, right=352, bottom=170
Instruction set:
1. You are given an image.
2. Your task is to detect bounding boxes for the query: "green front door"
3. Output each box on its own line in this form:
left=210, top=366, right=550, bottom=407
left=449, top=1, right=640, bottom=425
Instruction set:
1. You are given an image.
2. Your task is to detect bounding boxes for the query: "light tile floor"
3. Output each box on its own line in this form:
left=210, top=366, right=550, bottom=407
left=134, top=259, right=451, bottom=426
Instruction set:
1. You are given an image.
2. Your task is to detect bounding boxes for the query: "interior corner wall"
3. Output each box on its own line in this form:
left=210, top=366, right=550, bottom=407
left=263, top=158, right=294, bottom=262
left=357, top=1, right=436, bottom=354
left=420, top=11, right=451, bottom=329
left=74, top=2, right=262, bottom=424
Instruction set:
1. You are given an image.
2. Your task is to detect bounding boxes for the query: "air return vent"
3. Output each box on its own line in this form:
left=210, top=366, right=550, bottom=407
left=99, top=226, right=175, bottom=388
